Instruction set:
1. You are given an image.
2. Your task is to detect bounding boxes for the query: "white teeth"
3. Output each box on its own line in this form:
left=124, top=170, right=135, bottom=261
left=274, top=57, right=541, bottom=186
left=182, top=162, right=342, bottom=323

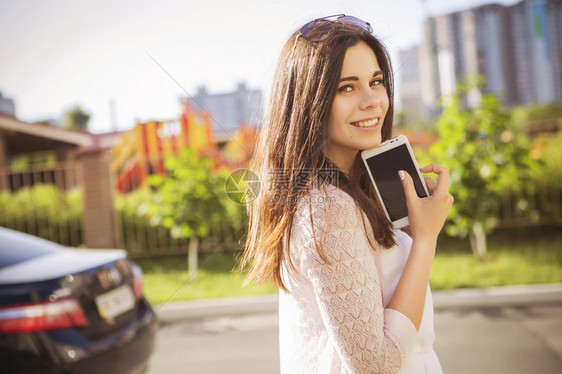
left=352, top=118, right=379, bottom=128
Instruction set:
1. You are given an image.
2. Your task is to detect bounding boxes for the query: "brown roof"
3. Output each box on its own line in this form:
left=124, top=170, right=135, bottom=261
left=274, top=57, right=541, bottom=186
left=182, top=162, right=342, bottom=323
left=0, top=115, right=97, bottom=156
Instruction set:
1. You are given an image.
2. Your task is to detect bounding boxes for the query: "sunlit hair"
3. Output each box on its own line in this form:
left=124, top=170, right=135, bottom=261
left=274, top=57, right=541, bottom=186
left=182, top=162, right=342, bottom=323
left=241, top=21, right=397, bottom=292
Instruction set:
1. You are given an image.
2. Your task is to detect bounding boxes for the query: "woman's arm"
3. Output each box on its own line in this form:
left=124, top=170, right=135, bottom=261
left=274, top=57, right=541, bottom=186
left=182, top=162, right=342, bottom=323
left=387, top=164, right=453, bottom=329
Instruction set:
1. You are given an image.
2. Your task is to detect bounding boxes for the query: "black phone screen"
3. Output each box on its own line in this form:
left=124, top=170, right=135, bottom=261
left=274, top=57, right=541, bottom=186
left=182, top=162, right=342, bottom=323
left=365, top=144, right=428, bottom=221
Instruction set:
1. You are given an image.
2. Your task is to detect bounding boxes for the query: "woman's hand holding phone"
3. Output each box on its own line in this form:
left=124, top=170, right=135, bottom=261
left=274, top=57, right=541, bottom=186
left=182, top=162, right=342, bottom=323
left=399, top=164, right=454, bottom=248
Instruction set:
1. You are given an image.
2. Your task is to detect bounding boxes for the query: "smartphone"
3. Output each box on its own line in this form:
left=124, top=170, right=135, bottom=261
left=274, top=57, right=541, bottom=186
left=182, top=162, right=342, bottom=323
left=361, top=135, right=430, bottom=229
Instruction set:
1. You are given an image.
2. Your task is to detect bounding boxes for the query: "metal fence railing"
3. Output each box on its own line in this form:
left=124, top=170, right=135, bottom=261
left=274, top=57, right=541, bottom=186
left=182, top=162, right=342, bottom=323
left=495, top=176, right=561, bottom=229
left=117, top=211, right=245, bottom=258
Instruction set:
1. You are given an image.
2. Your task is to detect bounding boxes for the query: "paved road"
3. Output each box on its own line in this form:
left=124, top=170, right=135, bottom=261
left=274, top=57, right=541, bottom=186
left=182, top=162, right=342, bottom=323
left=434, top=301, right=562, bottom=373
left=147, top=285, right=562, bottom=373
left=148, top=314, right=280, bottom=374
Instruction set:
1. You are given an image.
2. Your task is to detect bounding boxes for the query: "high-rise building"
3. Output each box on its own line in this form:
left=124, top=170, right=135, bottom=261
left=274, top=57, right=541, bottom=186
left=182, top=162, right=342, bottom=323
left=398, top=46, right=425, bottom=124
left=398, top=0, right=562, bottom=123
left=0, top=92, right=16, bottom=117
left=511, top=0, right=559, bottom=104
left=186, top=82, right=263, bottom=135
left=548, top=0, right=562, bottom=102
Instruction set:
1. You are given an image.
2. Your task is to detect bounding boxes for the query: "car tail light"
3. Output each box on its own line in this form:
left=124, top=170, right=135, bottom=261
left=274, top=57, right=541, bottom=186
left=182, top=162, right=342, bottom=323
left=0, top=297, right=88, bottom=334
left=131, top=264, right=143, bottom=301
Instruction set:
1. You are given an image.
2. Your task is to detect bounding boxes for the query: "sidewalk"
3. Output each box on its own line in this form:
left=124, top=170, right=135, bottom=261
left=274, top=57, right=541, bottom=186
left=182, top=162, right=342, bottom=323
left=155, top=283, right=562, bottom=324
left=150, top=283, right=562, bottom=373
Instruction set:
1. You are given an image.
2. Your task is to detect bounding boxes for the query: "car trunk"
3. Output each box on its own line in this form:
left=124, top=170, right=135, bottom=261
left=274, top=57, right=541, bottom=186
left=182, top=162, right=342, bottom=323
left=70, top=258, right=143, bottom=340
left=0, top=249, right=144, bottom=340
left=0, top=232, right=157, bottom=373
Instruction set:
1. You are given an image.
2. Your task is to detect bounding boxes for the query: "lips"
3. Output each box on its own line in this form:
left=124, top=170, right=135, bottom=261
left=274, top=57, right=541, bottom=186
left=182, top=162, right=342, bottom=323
left=350, top=117, right=381, bottom=128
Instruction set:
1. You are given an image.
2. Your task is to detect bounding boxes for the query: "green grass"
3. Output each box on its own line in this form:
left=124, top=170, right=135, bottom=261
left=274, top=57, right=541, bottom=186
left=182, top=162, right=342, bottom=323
left=430, top=226, right=562, bottom=289
left=136, top=227, right=562, bottom=306
left=135, top=251, right=276, bottom=305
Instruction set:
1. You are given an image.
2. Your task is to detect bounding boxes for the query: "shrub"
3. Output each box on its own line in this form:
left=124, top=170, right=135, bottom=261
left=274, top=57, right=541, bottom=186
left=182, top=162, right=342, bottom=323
left=0, top=185, right=83, bottom=246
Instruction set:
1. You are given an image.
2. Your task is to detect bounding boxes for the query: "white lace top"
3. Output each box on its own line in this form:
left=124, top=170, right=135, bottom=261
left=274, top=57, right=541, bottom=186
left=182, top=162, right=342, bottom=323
left=279, top=186, right=443, bottom=374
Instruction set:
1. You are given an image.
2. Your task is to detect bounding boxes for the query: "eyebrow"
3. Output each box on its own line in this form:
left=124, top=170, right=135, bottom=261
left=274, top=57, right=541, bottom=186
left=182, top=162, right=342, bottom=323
left=339, top=70, right=383, bottom=82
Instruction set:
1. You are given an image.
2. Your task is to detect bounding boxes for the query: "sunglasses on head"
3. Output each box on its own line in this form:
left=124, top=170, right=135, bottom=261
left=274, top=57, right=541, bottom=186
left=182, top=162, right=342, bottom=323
left=298, top=14, right=373, bottom=42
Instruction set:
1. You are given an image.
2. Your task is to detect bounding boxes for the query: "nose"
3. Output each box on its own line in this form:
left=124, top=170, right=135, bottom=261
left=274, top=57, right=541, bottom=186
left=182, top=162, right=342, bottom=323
left=359, top=85, right=382, bottom=110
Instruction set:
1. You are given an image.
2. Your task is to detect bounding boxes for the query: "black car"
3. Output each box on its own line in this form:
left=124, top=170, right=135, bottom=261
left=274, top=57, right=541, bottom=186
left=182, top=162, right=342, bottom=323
left=0, top=227, right=158, bottom=373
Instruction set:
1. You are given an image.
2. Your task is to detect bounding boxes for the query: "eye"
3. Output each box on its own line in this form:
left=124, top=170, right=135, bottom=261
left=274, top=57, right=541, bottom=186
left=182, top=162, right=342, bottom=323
left=370, top=78, right=384, bottom=87
left=337, top=85, right=354, bottom=93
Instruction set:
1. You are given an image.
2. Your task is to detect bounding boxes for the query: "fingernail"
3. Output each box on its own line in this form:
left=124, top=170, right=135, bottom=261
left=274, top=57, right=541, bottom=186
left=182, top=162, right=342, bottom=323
left=398, top=170, right=405, bottom=180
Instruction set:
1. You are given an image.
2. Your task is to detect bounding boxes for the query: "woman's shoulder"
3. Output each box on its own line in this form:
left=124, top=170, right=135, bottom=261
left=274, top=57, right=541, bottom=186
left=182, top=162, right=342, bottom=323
left=311, top=184, right=357, bottom=204
left=290, top=186, right=372, bottom=266
left=296, top=185, right=357, bottom=215
left=292, top=185, right=362, bottom=234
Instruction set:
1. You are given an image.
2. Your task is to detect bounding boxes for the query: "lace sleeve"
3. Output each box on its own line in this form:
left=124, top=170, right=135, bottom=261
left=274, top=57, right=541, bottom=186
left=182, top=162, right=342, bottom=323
left=295, top=187, right=417, bottom=374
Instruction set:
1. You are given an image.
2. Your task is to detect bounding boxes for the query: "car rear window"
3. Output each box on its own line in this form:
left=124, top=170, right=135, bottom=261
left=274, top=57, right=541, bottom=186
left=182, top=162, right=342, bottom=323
left=0, top=227, right=62, bottom=268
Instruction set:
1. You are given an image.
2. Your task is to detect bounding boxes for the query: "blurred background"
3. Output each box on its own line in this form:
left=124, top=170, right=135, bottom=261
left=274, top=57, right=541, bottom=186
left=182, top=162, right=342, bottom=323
left=1, top=0, right=561, bottom=300
left=0, top=0, right=561, bottom=371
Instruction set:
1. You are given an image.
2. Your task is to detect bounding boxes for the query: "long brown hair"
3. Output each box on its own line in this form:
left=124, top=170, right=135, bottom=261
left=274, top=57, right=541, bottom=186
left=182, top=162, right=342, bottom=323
left=241, top=21, right=397, bottom=292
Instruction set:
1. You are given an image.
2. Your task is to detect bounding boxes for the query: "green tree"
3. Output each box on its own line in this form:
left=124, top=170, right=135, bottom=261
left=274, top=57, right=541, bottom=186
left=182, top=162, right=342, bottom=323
left=147, top=148, right=236, bottom=281
left=430, top=77, right=536, bottom=259
left=63, top=106, right=90, bottom=131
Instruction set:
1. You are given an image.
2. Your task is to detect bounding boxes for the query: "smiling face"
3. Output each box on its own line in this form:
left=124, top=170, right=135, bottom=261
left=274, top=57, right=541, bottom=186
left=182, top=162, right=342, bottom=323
left=325, top=40, right=390, bottom=173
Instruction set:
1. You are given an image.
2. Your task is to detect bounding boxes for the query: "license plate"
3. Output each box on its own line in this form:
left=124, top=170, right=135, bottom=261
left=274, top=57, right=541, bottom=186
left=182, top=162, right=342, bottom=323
left=95, top=285, right=135, bottom=319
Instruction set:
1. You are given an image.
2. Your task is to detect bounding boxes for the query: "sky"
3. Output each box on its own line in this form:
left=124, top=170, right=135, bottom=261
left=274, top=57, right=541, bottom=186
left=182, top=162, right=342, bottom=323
left=0, top=0, right=520, bottom=134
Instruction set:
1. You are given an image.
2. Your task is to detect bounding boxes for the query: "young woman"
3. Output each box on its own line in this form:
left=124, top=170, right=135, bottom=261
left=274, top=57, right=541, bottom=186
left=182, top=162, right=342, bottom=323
left=242, top=15, right=453, bottom=373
